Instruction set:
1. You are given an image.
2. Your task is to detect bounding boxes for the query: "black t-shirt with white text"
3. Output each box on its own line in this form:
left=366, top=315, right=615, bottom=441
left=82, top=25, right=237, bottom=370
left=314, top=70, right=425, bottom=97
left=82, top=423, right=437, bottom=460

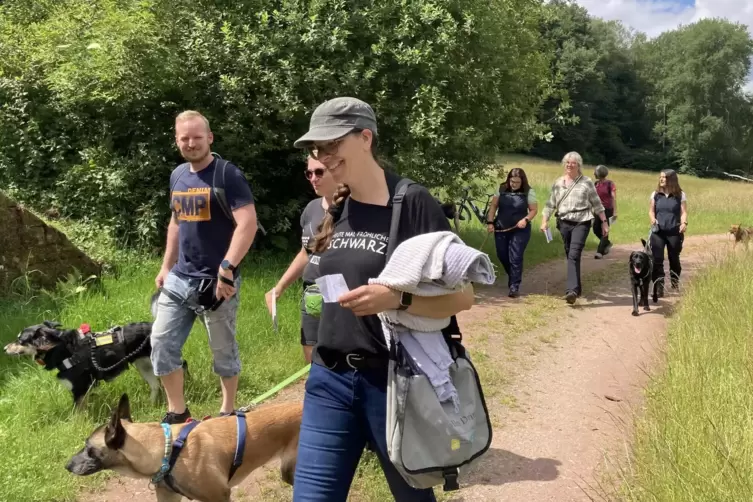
left=300, top=197, right=326, bottom=285
left=313, top=171, right=451, bottom=364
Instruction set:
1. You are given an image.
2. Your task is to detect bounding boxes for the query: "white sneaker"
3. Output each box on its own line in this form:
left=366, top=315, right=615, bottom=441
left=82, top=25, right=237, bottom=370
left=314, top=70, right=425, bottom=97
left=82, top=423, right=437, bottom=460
left=595, top=253, right=603, bottom=259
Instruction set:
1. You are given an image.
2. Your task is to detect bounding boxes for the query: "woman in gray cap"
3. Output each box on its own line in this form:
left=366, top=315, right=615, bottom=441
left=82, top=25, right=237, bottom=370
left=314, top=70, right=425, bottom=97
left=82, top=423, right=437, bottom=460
left=290, top=97, right=474, bottom=502
left=648, top=169, right=688, bottom=297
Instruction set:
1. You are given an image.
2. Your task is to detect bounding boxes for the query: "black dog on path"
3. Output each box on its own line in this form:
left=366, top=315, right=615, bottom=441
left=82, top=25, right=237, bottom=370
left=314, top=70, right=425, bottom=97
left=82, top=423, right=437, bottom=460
left=629, top=239, right=653, bottom=316
left=3, top=321, right=173, bottom=408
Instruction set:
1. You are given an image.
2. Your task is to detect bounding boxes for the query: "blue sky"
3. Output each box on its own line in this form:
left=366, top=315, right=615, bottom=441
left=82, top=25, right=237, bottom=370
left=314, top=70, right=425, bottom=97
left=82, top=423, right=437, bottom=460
left=575, top=0, right=753, bottom=88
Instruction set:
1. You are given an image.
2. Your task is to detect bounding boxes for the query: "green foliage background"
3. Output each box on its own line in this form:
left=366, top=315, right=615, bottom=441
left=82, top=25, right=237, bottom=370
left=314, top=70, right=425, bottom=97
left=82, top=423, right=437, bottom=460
left=1, top=0, right=752, bottom=252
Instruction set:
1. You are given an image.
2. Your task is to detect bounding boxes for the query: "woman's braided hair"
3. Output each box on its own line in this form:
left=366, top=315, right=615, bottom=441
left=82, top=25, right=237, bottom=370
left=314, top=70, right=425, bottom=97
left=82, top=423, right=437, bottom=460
left=312, top=184, right=351, bottom=253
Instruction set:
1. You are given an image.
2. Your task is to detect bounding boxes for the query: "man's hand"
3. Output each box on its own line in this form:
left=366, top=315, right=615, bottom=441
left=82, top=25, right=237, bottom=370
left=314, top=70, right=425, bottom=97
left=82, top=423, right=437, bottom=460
left=155, top=266, right=170, bottom=289
left=216, top=267, right=236, bottom=301
left=601, top=221, right=609, bottom=235
left=338, top=285, right=401, bottom=317
left=540, top=221, right=549, bottom=232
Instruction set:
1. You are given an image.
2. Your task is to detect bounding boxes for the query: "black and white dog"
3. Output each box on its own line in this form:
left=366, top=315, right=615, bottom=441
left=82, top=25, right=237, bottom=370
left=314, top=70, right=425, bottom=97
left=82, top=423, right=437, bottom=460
left=629, top=238, right=653, bottom=316
left=3, top=320, right=163, bottom=408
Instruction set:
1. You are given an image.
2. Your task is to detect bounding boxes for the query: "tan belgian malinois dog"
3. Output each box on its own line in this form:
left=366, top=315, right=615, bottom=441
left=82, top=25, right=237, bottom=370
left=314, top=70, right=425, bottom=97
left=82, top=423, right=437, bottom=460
left=66, top=394, right=302, bottom=501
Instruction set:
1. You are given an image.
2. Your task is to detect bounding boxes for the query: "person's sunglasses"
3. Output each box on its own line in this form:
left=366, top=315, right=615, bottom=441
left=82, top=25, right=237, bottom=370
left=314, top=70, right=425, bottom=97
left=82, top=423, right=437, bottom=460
left=306, top=137, right=346, bottom=161
left=304, top=168, right=325, bottom=180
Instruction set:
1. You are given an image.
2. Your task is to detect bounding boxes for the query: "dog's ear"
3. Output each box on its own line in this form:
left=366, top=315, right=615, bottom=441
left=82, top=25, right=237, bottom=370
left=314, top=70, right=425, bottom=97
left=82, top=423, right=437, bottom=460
left=104, top=394, right=130, bottom=450
left=641, top=238, right=647, bottom=249
left=116, top=393, right=132, bottom=422
left=43, top=320, right=62, bottom=329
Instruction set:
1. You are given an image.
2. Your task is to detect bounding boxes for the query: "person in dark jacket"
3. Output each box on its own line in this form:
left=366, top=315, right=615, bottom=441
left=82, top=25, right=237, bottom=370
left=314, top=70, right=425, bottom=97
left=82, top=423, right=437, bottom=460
left=486, top=168, right=538, bottom=297
left=648, top=169, right=688, bottom=297
left=592, top=164, right=617, bottom=259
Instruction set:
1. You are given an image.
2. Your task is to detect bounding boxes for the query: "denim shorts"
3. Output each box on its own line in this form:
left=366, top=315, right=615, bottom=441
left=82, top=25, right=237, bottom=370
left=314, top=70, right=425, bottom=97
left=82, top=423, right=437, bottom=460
left=150, top=271, right=241, bottom=378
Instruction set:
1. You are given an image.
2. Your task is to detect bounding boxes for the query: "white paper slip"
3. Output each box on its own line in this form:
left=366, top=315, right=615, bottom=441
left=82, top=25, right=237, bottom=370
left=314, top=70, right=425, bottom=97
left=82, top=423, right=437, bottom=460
left=545, top=228, right=553, bottom=243
left=315, top=274, right=351, bottom=303
left=271, top=288, right=278, bottom=332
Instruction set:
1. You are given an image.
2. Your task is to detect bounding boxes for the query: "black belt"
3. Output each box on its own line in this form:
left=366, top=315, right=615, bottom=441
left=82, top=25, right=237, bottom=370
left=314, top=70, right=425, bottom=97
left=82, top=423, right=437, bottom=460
left=317, top=350, right=388, bottom=371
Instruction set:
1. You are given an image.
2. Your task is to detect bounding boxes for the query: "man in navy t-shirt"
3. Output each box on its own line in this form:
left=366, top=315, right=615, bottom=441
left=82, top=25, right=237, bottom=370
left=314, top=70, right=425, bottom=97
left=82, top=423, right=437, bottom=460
left=151, top=110, right=257, bottom=424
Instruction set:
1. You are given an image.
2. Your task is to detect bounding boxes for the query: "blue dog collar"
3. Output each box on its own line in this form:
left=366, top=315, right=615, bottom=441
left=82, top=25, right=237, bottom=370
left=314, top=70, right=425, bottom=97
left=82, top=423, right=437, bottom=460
left=151, top=423, right=173, bottom=484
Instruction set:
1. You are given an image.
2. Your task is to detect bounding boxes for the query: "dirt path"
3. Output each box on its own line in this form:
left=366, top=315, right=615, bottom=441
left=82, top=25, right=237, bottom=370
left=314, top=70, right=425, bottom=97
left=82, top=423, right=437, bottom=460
left=446, top=233, right=727, bottom=501
left=77, top=234, right=730, bottom=502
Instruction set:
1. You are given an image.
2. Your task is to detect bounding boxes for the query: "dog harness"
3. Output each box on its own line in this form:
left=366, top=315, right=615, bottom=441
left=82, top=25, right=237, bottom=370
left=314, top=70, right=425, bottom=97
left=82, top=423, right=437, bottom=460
left=151, top=412, right=248, bottom=499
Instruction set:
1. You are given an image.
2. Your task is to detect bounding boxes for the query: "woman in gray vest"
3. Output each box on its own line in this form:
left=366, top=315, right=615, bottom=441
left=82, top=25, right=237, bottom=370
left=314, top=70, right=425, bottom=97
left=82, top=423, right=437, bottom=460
left=486, top=168, right=538, bottom=297
left=648, top=169, right=688, bottom=297
left=540, top=152, right=609, bottom=304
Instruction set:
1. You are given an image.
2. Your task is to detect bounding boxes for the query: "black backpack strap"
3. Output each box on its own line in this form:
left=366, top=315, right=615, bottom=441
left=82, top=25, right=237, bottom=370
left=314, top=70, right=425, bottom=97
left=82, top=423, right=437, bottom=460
left=212, top=159, right=236, bottom=227
left=385, top=178, right=415, bottom=261
left=169, top=163, right=190, bottom=213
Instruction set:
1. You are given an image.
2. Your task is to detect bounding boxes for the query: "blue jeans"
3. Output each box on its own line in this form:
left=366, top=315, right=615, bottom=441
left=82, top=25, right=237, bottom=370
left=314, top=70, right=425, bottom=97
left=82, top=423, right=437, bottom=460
left=292, top=362, right=437, bottom=502
left=494, top=225, right=531, bottom=291
left=150, top=271, right=241, bottom=377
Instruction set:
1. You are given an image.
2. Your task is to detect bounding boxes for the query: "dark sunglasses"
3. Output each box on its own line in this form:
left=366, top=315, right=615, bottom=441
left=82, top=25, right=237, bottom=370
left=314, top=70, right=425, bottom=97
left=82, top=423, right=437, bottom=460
left=304, top=168, right=325, bottom=180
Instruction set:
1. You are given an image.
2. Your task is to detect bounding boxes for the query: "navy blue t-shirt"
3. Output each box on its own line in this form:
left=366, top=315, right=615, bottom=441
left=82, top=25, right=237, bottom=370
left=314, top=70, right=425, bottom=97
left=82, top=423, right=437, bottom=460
left=169, top=158, right=254, bottom=279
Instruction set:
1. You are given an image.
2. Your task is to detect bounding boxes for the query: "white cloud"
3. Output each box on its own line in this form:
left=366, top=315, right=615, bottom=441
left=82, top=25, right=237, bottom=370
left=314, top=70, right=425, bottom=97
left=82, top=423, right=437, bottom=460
left=575, top=0, right=753, bottom=38
left=575, top=0, right=753, bottom=89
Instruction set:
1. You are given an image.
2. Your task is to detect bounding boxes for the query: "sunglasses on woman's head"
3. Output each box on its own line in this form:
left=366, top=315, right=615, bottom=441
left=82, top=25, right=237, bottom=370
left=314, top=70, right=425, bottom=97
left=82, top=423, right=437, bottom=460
left=305, top=168, right=325, bottom=180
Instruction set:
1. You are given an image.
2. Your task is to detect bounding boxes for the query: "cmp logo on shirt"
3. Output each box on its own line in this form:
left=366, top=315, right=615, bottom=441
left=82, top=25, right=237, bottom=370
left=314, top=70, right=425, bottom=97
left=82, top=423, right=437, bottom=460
left=328, top=231, right=388, bottom=255
left=172, top=187, right=211, bottom=222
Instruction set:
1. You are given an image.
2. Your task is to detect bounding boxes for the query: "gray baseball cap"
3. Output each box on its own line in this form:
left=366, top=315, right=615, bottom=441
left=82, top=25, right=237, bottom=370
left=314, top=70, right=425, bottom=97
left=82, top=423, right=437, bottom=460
left=294, top=97, right=378, bottom=148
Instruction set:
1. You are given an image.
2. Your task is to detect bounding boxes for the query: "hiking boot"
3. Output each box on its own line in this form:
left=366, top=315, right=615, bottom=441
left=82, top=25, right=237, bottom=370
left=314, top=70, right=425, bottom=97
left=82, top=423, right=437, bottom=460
left=508, top=289, right=519, bottom=298
left=565, top=291, right=577, bottom=305
left=161, top=408, right=192, bottom=424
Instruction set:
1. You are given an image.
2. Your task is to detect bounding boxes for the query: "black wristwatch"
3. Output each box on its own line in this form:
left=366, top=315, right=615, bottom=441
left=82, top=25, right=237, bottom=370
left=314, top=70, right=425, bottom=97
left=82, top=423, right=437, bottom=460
left=397, top=291, right=413, bottom=311
left=486, top=220, right=494, bottom=225
left=220, top=259, right=236, bottom=272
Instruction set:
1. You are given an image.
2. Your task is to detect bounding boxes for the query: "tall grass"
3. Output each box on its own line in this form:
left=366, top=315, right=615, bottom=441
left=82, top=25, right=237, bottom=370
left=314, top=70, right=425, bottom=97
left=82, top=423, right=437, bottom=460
left=621, top=250, right=753, bottom=501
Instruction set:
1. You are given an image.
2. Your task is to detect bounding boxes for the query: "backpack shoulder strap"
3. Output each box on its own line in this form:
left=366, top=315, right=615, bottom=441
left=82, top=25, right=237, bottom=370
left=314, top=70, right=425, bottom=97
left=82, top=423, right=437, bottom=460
left=169, top=163, right=190, bottom=212
left=386, top=177, right=416, bottom=261
left=212, top=159, right=236, bottom=227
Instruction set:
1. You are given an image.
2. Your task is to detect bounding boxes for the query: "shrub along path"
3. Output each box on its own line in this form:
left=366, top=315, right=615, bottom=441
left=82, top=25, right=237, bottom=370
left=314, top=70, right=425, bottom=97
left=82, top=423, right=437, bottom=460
left=77, top=234, right=730, bottom=501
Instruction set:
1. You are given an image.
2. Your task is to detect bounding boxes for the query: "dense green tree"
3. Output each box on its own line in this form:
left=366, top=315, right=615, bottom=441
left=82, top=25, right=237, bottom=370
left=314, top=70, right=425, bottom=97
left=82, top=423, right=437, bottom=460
left=0, top=0, right=552, bottom=250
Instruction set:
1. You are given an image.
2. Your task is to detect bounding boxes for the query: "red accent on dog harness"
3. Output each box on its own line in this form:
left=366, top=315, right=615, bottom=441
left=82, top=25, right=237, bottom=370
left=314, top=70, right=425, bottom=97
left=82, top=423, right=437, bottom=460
left=79, top=323, right=91, bottom=334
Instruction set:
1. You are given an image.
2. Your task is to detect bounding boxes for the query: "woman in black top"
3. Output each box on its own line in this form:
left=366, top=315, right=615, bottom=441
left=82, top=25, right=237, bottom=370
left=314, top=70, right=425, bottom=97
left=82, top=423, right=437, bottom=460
left=485, top=168, right=538, bottom=297
left=265, top=156, right=335, bottom=363
left=648, top=169, right=688, bottom=296
left=290, top=97, right=475, bottom=502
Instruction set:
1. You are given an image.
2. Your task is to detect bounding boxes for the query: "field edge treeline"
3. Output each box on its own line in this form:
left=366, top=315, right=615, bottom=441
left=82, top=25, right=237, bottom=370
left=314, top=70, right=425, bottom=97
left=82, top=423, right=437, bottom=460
left=1, top=0, right=752, bottom=254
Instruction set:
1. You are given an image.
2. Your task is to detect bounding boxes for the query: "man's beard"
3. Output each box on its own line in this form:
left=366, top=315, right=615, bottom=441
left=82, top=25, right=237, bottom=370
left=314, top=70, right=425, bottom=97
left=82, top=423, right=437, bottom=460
left=181, top=147, right=208, bottom=161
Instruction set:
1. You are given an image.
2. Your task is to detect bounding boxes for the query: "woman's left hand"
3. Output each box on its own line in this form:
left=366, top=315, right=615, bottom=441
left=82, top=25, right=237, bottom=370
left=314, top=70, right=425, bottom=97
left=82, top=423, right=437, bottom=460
left=601, top=221, right=609, bottom=235
left=338, top=285, right=400, bottom=317
left=516, top=218, right=528, bottom=229
left=680, top=223, right=687, bottom=233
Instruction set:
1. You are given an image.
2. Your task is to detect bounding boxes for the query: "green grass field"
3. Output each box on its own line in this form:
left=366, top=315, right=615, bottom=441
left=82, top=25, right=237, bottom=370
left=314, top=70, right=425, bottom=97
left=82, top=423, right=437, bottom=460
left=0, top=154, right=751, bottom=501
left=618, top=249, right=753, bottom=501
